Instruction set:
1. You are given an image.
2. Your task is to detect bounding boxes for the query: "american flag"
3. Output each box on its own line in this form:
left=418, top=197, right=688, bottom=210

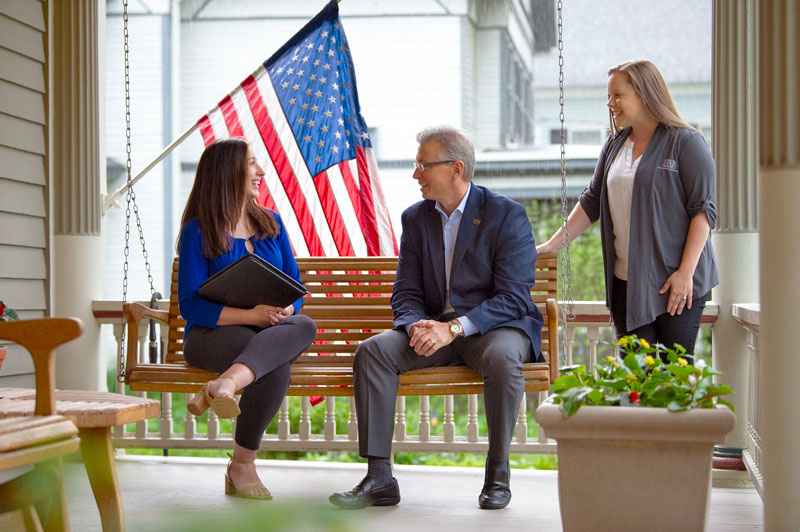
left=197, top=0, right=397, bottom=257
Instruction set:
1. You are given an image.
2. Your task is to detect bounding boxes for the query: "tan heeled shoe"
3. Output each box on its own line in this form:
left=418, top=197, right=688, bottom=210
left=187, top=377, right=240, bottom=418
left=225, top=453, right=272, bottom=500
left=186, top=383, right=211, bottom=416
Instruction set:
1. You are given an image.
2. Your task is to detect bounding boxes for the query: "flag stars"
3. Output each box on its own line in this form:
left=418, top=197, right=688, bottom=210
left=345, top=130, right=351, bottom=136
left=312, top=104, right=319, bottom=112
left=330, top=36, right=336, bottom=44
left=318, top=140, right=325, bottom=148
left=297, top=117, right=304, bottom=124
left=328, top=96, right=337, bottom=104
left=334, top=23, right=339, bottom=30
left=305, top=88, right=313, bottom=95
left=327, top=49, right=335, bottom=57
left=321, top=30, right=329, bottom=38
left=288, top=98, right=296, bottom=105
left=293, top=84, right=300, bottom=91
left=323, top=63, right=331, bottom=70
left=302, top=55, right=309, bottom=63
left=292, top=55, right=299, bottom=61
left=287, top=67, right=294, bottom=75
left=313, top=59, right=320, bottom=67
left=310, top=74, right=316, bottom=81
left=281, top=82, right=289, bottom=89
left=297, top=70, right=304, bottom=77
left=308, top=120, right=315, bottom=127
left=318, top=44, right=324, bottom=52
left=331, top=145, right=339, bottom=154
left=301, top=103, right=308, bottom=110
left=324, top=110, right=333, bottom=118
left=334, top=131, right=342, bottom=140
left=304, top=135, right=312, bottom=142
left=337, top=118, right=344, bottom=126
left=321, top=125, right=329, bottom=133
left=361, top=132, right=370, bottom=140
left=276, top=66, right=284, bottom=74
left=332, top=83, right=339, bottom=91
left=320, top=77, right=327, bottom=84
left=315, top=90, right=323, bottom=98
left=306, top=42, right=313, bottom=50
left=346, top=140, right=350, bottom=149
left=314, top=155, right=322, bottom=163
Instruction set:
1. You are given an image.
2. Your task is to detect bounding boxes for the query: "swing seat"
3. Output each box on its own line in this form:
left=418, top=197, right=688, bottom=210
left=122, top=255, right=559, bottom=397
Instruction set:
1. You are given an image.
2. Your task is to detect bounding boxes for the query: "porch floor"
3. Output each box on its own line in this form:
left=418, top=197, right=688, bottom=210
left=63, top=455, right=763, bottom=531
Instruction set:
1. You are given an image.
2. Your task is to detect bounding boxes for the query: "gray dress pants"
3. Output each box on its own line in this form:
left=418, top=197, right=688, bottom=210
left=354, top=327, right=531, bottom=461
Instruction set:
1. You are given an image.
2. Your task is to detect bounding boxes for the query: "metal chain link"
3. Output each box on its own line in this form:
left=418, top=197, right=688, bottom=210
left=557, top=0, right=574, bottom=366
left=118, top=0, right=157, bottom=383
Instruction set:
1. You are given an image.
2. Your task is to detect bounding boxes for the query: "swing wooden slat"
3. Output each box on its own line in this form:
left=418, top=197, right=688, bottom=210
left=122, top=255, right=559, bottom=398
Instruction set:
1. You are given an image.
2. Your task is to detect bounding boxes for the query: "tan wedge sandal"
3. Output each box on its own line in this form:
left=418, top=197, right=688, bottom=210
left=225, top=453, right=272, bottom=500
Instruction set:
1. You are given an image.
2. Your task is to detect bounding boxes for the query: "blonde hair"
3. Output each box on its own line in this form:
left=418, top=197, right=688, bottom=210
left=607, top=60, right=698, bottom=135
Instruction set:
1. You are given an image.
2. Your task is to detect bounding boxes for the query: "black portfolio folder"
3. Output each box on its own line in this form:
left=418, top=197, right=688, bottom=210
left=198, top=253, right=308, bottom=309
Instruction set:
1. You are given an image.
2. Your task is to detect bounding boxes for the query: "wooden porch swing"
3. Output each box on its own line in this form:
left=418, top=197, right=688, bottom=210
left=115, top=2, right=573, bottom=406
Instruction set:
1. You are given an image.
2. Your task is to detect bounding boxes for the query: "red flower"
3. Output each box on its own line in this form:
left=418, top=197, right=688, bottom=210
left=628, top=391, right=641, bottom=404
left=0, top=303, right=5, bottom=317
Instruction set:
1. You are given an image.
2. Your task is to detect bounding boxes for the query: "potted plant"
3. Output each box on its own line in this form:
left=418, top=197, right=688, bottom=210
left=536, top=336, right=735, bottom=532
left=0, top=300, right=19, bottom=372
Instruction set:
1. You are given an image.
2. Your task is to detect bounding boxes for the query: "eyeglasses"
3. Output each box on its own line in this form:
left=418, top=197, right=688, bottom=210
left=413, top=160, right=456, bottom=173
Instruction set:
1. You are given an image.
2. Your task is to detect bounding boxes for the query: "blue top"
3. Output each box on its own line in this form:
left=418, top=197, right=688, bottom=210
left=178, top=214, right=304, bottom=336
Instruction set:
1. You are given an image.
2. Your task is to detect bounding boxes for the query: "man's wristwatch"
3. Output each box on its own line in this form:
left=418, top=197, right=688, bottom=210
left=448, top=319, right=464, bottom=338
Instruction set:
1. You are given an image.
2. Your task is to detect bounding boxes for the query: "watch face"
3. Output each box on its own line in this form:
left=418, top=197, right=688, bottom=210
left=450, top=321, right=462, bottom=335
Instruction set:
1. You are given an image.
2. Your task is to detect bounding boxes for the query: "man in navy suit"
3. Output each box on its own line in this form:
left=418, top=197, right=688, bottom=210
left=329, top=126, right=543, bottom=510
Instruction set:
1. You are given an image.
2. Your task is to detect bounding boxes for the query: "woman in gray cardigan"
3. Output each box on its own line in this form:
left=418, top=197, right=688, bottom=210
left=537, top=60, right=718, bottom=359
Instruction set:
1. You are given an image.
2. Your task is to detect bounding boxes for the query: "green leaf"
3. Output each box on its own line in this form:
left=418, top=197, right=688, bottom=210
left=553, top=374, right=581, bottom=393
left=587, top=389, right=605, bottom=404
left=717, top=398, right=736, bottom=412
left=559, top=364, right=586, bottom=375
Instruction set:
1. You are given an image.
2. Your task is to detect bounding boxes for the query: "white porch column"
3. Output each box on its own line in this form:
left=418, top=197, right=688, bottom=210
left=710, top=0, right=758, bottom=451
left=759, top=0, right=800, bottom=529
left=49, top=0, right=106, bottom=390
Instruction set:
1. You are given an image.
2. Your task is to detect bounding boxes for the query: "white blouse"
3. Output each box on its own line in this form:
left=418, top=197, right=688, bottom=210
left=607, top=137, right=641, bottom=280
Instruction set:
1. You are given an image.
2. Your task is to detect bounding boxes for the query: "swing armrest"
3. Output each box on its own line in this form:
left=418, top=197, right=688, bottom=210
left=123, top=302, right=170, bottom=377
left=545, top=298, right=559, bottom=385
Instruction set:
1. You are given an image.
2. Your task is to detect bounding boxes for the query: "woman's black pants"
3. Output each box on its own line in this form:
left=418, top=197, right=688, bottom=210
left=183, top=315, right=317, bottom=450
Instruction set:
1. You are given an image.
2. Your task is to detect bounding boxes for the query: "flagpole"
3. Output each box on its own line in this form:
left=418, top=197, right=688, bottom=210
left=102, top=121, right=198, bottom=214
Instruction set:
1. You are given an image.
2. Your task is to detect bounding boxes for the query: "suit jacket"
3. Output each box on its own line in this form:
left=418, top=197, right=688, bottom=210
left=392, top=184, right=544, bottom=361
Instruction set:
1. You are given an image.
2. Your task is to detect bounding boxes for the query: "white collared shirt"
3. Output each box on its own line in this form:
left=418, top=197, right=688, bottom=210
left=607, top=137, right=641, bottom=280
left=434, top=184, right=478, bottom=336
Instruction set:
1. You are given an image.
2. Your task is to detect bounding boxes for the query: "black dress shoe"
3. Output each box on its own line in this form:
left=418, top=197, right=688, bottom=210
left=478, top=462, right=511, bottom=509
left=329, top=475, right=401, bottom=509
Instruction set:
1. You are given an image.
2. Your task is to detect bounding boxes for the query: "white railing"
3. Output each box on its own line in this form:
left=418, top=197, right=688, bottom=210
left=92, top=300, right=717, bottom=454
left=733, top=303, right=762, bottom=498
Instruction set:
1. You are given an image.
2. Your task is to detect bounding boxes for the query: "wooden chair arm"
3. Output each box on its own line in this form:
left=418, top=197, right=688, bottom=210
left=122, top=303, right=169, bottom=381
left=0, top=318, right=83, bottom=416
left=545, top=298, right=559, bottom=385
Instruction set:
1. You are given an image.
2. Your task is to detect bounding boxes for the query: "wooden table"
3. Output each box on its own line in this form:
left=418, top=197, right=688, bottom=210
left=0, top=388, right=160, bottom=532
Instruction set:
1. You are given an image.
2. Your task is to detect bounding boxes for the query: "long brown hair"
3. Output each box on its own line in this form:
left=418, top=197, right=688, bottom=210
left=178, top=138, right=279, bottom=258
left=607, top=60, right=698, bottom=135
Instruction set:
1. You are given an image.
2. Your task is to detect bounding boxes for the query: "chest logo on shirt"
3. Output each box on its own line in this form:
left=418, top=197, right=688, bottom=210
left=658, top=159, right=679, bottom=172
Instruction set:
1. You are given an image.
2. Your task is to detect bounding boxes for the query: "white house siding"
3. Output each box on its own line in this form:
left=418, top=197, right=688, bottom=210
left=104, top=14, right=169, bottom=302
left=531, top=0, right=712, bottom=146
left=0, top=0, right=48, bottom=385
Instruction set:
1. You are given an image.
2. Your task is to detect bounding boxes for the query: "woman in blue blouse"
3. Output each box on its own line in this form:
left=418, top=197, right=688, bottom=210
left=178, top=138, right=316, bottom=499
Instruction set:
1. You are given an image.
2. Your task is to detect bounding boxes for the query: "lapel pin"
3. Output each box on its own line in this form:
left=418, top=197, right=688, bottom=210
left=473, top=218, right=481, bottom=225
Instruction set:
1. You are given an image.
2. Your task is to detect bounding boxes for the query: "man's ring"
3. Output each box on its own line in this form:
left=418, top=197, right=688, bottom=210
left=681, top=297, right=687, bottom=301
left=429, top=338, right=436, bottom=345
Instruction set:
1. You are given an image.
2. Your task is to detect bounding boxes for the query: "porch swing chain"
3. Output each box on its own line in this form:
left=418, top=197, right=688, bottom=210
left=557, top=0, right=575, bottom=366
left=117, top=0, right=158, bottom=383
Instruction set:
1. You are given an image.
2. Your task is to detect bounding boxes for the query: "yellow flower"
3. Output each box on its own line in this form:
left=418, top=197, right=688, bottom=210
left=678, top=357, right=688, bottom=366
left=626, top=373, right=637, bottom=382
left=605, top=355, right=616, bottom=363
left=618, top=337, right=629, bottom=348
left=644, top=355, right=655, bottom=366
left=640, top=339, right=650, bottom=349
